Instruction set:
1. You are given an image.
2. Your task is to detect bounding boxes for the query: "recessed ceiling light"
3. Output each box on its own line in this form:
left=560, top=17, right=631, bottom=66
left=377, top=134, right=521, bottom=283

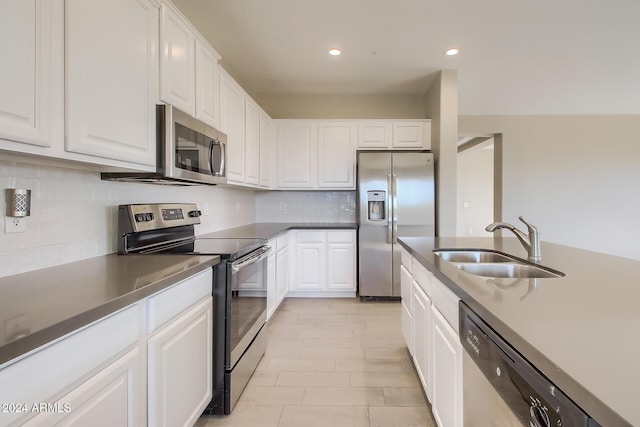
left=329, top=48, right=341, bottom=56
left=445, top=48, right=459, bottom=56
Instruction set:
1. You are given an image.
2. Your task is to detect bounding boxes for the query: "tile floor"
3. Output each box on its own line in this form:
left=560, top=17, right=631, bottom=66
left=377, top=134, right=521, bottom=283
left=196, top=298, right=437, bottom=427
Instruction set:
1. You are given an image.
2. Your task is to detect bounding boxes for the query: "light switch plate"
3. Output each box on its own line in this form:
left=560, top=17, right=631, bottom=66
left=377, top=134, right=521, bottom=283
left=4, top=217, right=27, bottom=233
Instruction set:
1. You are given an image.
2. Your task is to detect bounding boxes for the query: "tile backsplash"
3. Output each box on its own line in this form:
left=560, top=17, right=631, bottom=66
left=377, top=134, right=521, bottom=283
left=0, top=159, right=255, bottom=278
left=255, top=190, right=356, bottom=223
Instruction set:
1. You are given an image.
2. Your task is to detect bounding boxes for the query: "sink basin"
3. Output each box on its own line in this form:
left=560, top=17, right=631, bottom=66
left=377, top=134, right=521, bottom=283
left=455, top=262, right=564, bottom=279
left=433, top=248, right=565, bottom=279
left=434, top=249, right=515, bottom=263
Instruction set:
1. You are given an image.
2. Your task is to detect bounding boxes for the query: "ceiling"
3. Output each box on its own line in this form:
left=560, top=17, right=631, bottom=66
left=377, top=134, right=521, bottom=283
left=172, top=0, right=640, bottom=115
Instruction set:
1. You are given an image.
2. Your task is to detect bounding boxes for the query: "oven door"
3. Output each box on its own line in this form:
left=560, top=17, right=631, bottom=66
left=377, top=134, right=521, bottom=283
left=227, top=246, right=270, bottom=369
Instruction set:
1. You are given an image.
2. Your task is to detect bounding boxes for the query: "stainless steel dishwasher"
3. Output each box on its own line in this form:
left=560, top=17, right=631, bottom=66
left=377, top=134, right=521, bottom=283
left=459, top=302, right=601, bottom=427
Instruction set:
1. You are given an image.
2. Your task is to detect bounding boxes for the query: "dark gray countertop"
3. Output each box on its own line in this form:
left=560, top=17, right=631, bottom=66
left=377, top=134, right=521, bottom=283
left=200, top=222, right=357, bottom=240
left=0, top=254, right=219, bottom=366
left=398, top=236, right=639, bottom=427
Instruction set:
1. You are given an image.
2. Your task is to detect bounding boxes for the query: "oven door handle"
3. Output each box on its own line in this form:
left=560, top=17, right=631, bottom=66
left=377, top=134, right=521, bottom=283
left=231, top=246, right=271, bottom=273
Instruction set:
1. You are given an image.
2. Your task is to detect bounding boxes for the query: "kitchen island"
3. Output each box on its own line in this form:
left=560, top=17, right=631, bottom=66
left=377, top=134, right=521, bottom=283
left=398, top=236, right=639, bottom=427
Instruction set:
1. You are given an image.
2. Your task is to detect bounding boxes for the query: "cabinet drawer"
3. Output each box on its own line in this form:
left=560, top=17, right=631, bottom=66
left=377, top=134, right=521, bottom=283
left=147, top=268, right=212, bottom=334
left=430, top=274, right=460, bottom=333
left=401, top=247, right=412, bottom=273
left=327, top=230, right=354, bottom=243
left=296, top=230, right=326, bottom=243
left=412, top=259, right=431, bottom=296
left=276, top=233, right=289, bottom=250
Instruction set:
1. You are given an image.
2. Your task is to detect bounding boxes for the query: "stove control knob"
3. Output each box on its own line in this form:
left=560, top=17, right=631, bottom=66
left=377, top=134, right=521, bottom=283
left=188, top=210, right=202, bottom=218
left=134, top=213, right=145, bottom=222
left=145, top=213, right=154, bottom=221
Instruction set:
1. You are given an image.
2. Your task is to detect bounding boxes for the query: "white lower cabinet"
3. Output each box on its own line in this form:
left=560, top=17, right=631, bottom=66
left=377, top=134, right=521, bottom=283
left=413, top=280, right=432, bottom=402
left=146, top=268, right=213, bottom=427
left=401, top=253, right=463, bottom=427
left=431, top=306, right=463, bottom=427
left=400, top=263, right=414, bottom=356
left=266, top=238, right=278, bottom=319
left=0, top=267, right=214, bottom=427
left=148, top=296, right=212, bottom=427
left=275, top=233, right=290, bottom=308
left=289, top=230, right=356, bottom=297
left=0, top=304, right=146, bottom=427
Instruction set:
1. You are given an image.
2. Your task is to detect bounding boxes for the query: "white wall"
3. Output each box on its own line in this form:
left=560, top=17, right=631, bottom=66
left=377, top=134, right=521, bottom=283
left=255, top=191, right=356, bottom=223
left=459, top=115, right=640, bottom=260
left=0, top=158, right=255, bottom=278
left=424, top=70, right=459, bottom=236
left=457, top=145, right=493, bottom=237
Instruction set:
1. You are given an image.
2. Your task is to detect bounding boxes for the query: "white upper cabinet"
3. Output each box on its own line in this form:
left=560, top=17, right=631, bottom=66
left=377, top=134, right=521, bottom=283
left=244, top=99, right=261, bottom=186
left=357, top=120, right=431, bottom=150
left=318, top=122, right=356, bottom=188
left=357, top=122, right=391, bottom=149
left=65, top=0, right=159, bottom=167
left=259, top=111, right=276, bottom=188
left=219, top=68, right=246, bottom=183
left=0, top=0, right=63, bottom=150
left=160, top=1, right=195, bottom=115
left=160, top=1, right=221, bottom=128
left=195, top=39, right=220, bottom=128
left=277, top=121, right=318, bottom=188
left=277, top=120, right=356, bottom=190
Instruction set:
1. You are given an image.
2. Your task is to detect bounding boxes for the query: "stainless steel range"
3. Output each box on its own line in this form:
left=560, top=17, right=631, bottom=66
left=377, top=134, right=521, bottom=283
left=118, top=203, right=269, bottom=415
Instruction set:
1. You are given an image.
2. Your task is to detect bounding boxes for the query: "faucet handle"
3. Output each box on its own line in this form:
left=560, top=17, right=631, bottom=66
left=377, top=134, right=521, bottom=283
left=518, top=216, right=538, bottom=234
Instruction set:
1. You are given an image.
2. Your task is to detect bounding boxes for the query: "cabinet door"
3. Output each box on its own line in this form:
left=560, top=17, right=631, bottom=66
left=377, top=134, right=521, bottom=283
left=65, top=0, right=158, bottom=167
left=0, top=0, right=62, bottom=149
left=23, top=346, right=146, bottom=427
left=259, top=111, right=275, bottom=188
left=277, top=121, right=317, bottom=188
left=294, top=242, right=326, bottom=290
left=148, top=297, right=213, bottom=427
left=219, top=71, right=246, bottom=183
left=160, top=2, right=195, bottom=115
left=400, top=264, right=414, bottom=355
left=392, top=122, right=426, bottom=149
left=266, top=248, right=277, bottom=319
left=327, top=242, right=355, bottom=290
left=244, top=100, right=260, bottom=185
left=413, top=282, right=432, bottom=402
left=195, top=39, right=219, bottom=128
left=326, top=231, right=356, bottom=291
left=318, top=122, right=356, bottom=189
left=276, top=247, right=289, bottom=305
left=357, top=122, right=391, bottom=148
left=431, top=307, right=463, bottom=427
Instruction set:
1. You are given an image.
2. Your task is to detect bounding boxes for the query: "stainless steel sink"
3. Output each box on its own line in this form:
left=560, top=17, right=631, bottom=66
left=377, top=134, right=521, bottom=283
left=433, top=249, right=565, bottom=279
left=434, top=249, right=515, bottom=263
left=455, top=262, right=564, bottom=278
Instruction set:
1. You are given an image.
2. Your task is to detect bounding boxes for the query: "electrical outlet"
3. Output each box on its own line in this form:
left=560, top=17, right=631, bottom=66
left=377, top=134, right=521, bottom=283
left=279, top=202, right=286, bottom=211
left=202, top=203, right=209, bottom=216
left=5, top=217, right=27, bottom=233
left=468, top=227, right=473, bottom=234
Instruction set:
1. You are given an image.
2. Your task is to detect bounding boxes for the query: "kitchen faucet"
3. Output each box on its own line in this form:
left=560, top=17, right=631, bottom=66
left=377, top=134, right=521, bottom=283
left=485, top=216, right=541, bottom=261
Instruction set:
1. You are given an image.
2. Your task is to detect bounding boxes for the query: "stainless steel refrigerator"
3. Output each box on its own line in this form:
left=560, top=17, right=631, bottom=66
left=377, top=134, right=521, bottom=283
left=357, top=151, right=435, bottom=298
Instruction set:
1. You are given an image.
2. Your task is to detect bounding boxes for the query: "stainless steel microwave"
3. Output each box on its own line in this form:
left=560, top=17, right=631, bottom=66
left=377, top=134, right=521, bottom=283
left=101, top=104, right=227, bottom=186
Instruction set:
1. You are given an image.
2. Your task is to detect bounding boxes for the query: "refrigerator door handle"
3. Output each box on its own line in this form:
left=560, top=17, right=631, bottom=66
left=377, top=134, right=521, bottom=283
left=392, top=174, right=398, bottom=243
left=387, top=174, right=393, bottom=244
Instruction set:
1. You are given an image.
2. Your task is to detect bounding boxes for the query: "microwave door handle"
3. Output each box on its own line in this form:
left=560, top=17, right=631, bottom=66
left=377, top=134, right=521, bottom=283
left=209, top=139, right=225, bottom=177
left=208, top=140, right=215, bottom=175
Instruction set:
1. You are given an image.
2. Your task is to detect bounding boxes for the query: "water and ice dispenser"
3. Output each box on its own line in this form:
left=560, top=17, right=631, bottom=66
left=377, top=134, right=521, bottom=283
left=367, top=190, right=386, bottom=221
